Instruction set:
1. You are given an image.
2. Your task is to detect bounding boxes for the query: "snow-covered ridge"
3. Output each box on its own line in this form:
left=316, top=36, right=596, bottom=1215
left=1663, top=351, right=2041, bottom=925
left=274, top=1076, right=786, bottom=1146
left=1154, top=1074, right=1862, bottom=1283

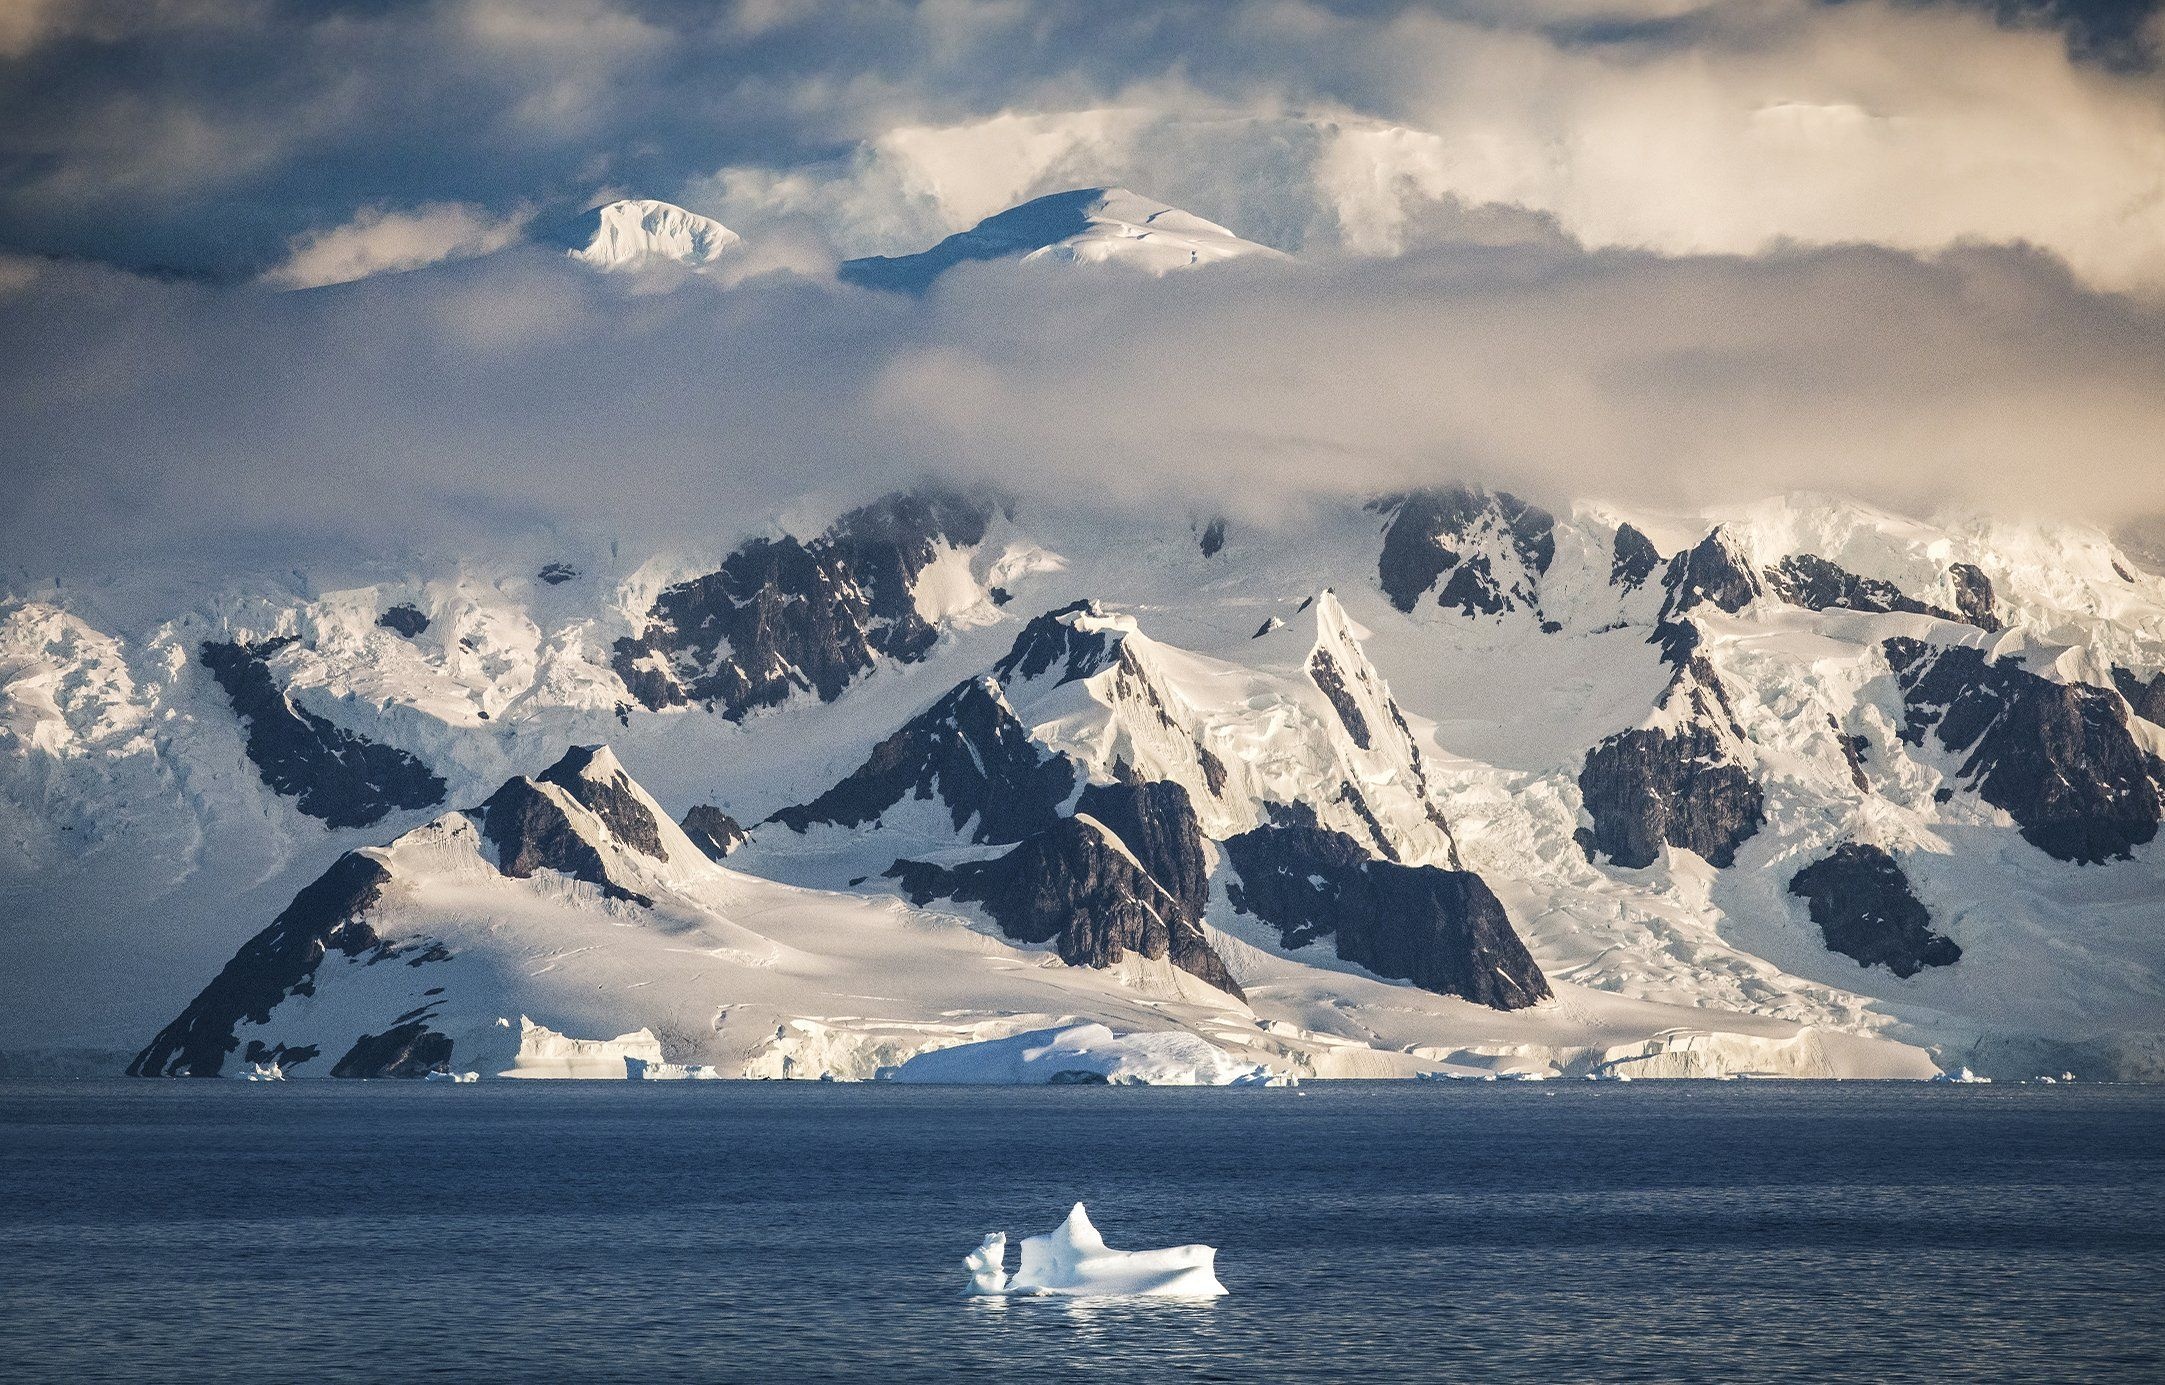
left=839, top=187, right=1286, bottom=293
left=560, top=198, right=743, bottom=273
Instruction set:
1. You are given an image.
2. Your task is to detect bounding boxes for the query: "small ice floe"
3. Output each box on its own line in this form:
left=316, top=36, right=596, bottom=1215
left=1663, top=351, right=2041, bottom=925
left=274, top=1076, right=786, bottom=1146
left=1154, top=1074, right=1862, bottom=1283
left=965, top=1203, right=1227, bottom=1298
left=1930, top=1067, right=1992, bottom=1084
left=235, top=1061, right=285, bottom=1082
left=423, top=1068, right=479, bottom=1083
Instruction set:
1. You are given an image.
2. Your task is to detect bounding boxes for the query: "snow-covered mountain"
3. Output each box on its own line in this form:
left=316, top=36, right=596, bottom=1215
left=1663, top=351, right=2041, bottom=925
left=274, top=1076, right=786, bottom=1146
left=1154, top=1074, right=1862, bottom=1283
left=839, top=187, right=1287, bottom=293
left=556, top=198, right=743, bottom=273
left=7, top=485, right=2164, bottom=1081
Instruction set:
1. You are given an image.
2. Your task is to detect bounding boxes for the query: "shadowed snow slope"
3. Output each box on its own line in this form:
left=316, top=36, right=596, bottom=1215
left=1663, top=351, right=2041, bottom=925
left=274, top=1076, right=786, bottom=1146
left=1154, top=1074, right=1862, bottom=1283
left=839, top=188, right=1285, bottom=293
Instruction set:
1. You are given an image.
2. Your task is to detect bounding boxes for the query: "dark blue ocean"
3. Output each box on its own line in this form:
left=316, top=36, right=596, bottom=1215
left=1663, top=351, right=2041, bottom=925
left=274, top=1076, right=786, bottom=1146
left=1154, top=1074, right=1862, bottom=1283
left=2, top=1081, right=2161, bottom=1383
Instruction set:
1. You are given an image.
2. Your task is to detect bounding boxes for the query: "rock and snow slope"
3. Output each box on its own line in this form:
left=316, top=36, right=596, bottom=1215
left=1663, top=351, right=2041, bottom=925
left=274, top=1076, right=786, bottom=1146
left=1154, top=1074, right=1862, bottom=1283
left=7, top=484, right=2164, bottom=1079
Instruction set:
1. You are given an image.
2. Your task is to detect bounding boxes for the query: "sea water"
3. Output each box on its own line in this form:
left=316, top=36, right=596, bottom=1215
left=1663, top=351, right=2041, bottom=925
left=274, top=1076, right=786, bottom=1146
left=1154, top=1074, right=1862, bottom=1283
left=1, top=1081, right=2160, bottom=1382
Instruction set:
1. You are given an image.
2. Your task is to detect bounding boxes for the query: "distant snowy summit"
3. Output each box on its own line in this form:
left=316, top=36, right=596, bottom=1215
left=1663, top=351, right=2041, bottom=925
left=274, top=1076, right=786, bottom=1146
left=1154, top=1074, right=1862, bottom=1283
left=557, top=198, right=743, bottom=273
left=840, top=187, right=1287, bottom=293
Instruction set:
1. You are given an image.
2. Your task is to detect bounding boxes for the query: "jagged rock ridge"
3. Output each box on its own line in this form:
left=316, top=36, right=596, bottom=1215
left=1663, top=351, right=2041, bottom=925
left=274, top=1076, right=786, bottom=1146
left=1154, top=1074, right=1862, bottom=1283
left=768, top=677, right=1075, bottom=842
left=1885, top=638, right=2164, bottom=863
left=1222, top=804, right=1549, bottom=1009
left=891, top=781, right=1241, bottom=999
left=1767, top=554, right=2000, bottom=630
left=1371, top=486, right=1557, bottom=618
left=612, top=488, right=996, bottom=718
left=1578, top=659, right=1764, bottom=869
left=130, top=853, right=401, bottom=1077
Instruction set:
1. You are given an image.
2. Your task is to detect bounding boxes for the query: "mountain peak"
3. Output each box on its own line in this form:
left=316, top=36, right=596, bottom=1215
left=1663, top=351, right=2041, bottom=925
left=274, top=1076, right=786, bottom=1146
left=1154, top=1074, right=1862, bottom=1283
left=559, top=198, right=743, bottom=272
left=839, top=186, right=1285, bottom=294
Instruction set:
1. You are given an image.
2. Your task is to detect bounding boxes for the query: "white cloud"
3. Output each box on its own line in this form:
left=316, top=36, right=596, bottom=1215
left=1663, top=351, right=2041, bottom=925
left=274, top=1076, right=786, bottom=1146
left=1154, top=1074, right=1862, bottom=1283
left=262, top=202, right=534, bottom=289
left=679, top=1, right=2165, bottom=293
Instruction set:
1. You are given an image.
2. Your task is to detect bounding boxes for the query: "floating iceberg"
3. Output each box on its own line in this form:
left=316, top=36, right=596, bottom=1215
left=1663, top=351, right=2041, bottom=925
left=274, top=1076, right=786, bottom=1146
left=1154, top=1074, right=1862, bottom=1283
left=965, top=1204, right=1227, bottom=1298
left=235, top=1061, right=285, bottom=1082
left=885, top=1023, right=1287, bottom=1086
left=1931, top=1067, right=1992, bottom=1084
left=423, top=1068, right=479, bottom=1083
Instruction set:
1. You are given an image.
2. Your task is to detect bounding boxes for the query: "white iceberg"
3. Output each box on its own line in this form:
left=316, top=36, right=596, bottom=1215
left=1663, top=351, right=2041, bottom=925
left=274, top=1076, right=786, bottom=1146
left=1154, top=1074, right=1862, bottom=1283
left=422, top=1068, right=479, bottom=1083
left=965, top=1203, right=1227, bottom=1298
left=885, top=1023, right=1287, bottom=1086
left=235, top=1061, right=285, bottom=1082
left=1931, top=1066, right=1992, bottom=1084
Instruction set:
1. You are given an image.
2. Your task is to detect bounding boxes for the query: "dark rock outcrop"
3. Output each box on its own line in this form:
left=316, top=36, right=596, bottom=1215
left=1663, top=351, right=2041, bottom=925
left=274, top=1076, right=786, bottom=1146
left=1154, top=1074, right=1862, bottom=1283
left=1371, top=486, right=1556, bottom=617
left=200, top=638, right=446, bottom=829
left=1198, top=517, right=1226, bottom=557
left=1833, top=717, right=1871, bottom=792
left=130, top=853, right=399, bottom=1077
left=538, top=563, right=578, bottom=585
left=1652, top=528, right=1761, bottom=663
left=1221, top=807, right=1548, bottom=1010
left=1578, top=725, right=1764, bottom=868
left=1578, top=659, right=1764, bottom=869
left=477, top=776, right=652, bottom=906
left=1947, top=564, right=2002, bottom=632
left=1766, top=554, right=1999, bottom=630
left=1073, top=781, right=1211, bottom=917
left=1307, top=645, right=1372, bottom=749
left=376, top=604, right=429, bottom=638
left=331, top=1021, right=454, bottom=1078
left=681, top=805, right=747, bottom=860
left=611, top=488, right=995, bottom=717
left=1611, top=523, right=1661, bottom=590
left=537, top=745, right=666, bottom=861
left=769, top=677, right=1074, bottom=843
left=1886, top=638, right=2164, bottom=863
left=891, top=807, right=1242, bottom=1000
left=2114, top=667, right=2165, bottom=726
left=1788, top=843, right=1960, bottom=978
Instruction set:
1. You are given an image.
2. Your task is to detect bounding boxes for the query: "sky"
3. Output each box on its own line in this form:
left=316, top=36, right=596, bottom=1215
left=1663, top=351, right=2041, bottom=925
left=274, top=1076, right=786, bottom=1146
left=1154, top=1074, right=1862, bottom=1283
left=1, top=0, right=2162, bottom=575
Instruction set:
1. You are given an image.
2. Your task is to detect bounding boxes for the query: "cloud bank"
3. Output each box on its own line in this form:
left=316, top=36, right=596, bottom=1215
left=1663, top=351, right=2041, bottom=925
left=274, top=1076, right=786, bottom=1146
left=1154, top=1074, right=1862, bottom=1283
left=261, top=202, right=534, bottom=289
left=2, top=235, right=2159, bottom=580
